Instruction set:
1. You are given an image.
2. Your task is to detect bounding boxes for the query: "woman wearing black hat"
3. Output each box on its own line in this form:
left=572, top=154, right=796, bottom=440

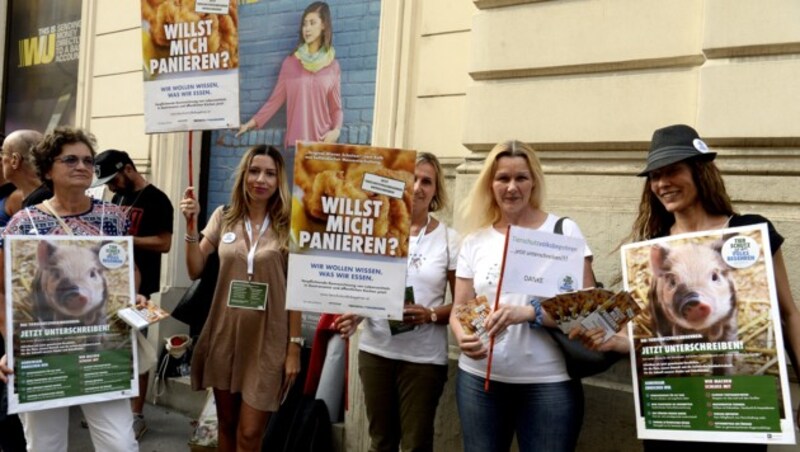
left=576, top=124, right=800, bottom=451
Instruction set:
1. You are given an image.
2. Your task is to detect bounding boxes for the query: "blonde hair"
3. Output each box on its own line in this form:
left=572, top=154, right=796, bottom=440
left=458, top=140, right=545, bottom=236
left=416, top=152, right=448, bottom=213
left=223, top=145, right=290, bottom=249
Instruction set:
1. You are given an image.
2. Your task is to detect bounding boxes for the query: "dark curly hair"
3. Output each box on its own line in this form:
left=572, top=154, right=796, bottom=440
left=33, top=126, right=97, bottom=190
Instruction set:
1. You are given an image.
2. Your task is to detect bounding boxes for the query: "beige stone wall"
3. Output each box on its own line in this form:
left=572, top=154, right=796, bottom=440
left=457, top=0, right=800, bottom=299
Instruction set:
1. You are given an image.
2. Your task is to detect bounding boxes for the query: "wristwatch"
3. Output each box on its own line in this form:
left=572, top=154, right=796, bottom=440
left=289, top=336, right=305, bottom=347
left=429, top=308, right=437, bottom=324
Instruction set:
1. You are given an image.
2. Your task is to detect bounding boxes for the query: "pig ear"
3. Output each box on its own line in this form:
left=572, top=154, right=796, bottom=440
left=37, top=240, right=56, bottom=267
left=712, top=237, right=734, bottom=268
left=715, top=234, right=735, bottom=254
left=650, top=244, right=670, bottom=277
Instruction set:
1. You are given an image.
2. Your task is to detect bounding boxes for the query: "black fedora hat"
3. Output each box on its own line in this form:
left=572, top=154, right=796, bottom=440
left=637, top=124, right=716, bottom=177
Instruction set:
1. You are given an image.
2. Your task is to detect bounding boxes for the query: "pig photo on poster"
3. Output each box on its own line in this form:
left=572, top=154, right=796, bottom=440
left=623, top=226, right=777, bottom=376
left=621, top=224, right=796, bottom=443
left=5, top=236, right=138, bottom=413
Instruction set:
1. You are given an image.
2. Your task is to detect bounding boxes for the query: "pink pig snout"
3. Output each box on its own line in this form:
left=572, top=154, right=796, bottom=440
left=56, top=285, right=92, bottom=313
left=677, top=293, right=712, bottom=323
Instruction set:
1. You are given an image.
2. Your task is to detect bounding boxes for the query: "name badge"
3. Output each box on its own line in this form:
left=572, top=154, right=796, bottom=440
left=227, top=280, right=268, bottom=310
left=222, top=232, right=236, bottom=244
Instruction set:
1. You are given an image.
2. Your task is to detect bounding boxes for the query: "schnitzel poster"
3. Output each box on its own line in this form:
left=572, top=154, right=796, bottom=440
left=141, top=0, right=239, bottom=132
left=4, top=236, right=138, bottom=413
left=621, top=224, right=794, bottom=444
left=286, top=142, right=415, bottom=319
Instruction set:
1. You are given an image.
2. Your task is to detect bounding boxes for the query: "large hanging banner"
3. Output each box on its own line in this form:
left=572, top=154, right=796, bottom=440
left=3, top=0, right=81, bottom=133
left=622, top=224, right=795, bottom=445
left=286, top=142, right=415, bottom=319
left=141, top=0, right=239, bottom=133
left=5, top=237, right=138, bottom=413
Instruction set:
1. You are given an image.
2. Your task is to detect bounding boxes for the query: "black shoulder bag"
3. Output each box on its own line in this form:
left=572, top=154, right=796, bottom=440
left=172, top=206, right=228, bottom=337
left=172, top=249, right=219, bottom=337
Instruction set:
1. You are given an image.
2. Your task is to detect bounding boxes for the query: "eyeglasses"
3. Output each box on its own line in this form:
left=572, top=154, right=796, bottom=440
left=54, top=155, right=95, bottom=168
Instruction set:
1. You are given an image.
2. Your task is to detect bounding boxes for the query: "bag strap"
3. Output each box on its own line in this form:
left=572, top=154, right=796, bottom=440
left=553, top=216, right=602, bottom=288
left=554, top=216, right=568, bottom=235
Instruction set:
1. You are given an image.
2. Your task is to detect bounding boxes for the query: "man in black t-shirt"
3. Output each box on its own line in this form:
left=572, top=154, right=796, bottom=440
left=93, top=149, right=174, bottom=440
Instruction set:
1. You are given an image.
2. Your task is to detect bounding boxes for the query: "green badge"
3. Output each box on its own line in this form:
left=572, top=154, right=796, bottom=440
left=227, top=280, right=269, bottom=310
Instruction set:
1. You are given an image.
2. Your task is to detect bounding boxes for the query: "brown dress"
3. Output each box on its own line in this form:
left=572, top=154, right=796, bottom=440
left=191, top=207, right=288, bottom=412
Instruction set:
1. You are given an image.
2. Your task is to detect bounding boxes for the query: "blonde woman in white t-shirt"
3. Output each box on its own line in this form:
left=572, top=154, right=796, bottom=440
left=336, top=152, right=457, bottom=452
left=451, top=140, right=595, bottom=452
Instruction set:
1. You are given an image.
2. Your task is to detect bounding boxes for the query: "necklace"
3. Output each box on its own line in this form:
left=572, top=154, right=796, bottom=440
left=117, top=185, right=147, bottom=217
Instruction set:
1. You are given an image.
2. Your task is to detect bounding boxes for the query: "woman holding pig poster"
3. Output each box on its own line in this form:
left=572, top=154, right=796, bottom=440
left=576, top=124, right=800, bottom=451
left=0, top=127, right=137, bottom=452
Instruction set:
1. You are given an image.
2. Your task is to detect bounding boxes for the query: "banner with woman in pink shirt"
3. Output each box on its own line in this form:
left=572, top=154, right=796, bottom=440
left=237, top=2, right=343, bottom=148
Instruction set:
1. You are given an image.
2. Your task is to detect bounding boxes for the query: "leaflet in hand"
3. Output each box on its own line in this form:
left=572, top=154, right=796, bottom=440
left=389, top=287, right=418, bottom=335
left=455, top=295, right=507, bottom=345
left=117, top=300, right=170, bottom=330
left=541, top=288, right=641, bottom=339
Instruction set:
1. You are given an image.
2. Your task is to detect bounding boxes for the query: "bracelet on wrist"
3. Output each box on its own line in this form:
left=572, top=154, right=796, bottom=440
left=184, top=234, right=199, bottom=243
left=528, top=297, right=544, bottom=329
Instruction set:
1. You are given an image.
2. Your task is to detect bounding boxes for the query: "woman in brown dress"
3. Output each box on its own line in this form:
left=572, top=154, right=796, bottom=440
left=180, top=145, right=302, bottom=451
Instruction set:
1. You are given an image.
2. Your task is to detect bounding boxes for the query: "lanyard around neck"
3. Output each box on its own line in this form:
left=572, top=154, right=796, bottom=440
left=407, top=214, right=431, bottom=271
left=244, top=217, right=270, bottom=280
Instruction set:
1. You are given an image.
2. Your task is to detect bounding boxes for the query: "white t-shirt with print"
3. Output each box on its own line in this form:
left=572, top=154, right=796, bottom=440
left=359, top=222, right=459, bottom=365
left=456, top=214, right=592, bottom=383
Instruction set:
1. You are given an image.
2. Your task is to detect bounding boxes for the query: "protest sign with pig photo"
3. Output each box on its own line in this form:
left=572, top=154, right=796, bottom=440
left=621, top=223, right=795, bottom=444
left=4, top=236, right=138, bottom=413
left=286, top=142, right=415, bottom=319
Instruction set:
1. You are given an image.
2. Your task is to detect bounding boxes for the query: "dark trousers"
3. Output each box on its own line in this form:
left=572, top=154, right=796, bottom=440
left=358, top=350, right=448, bottom=452
left=0, top=334, right=26, bottom=452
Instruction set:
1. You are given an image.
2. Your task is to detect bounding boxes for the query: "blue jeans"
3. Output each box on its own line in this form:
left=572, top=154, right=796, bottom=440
left=456, top=369, right=583, bottom=452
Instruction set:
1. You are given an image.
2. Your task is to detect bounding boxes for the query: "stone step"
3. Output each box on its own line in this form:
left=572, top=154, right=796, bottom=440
left=148, top=375, right=346, bottom=451
left=149, top=375, right=207, bottom=419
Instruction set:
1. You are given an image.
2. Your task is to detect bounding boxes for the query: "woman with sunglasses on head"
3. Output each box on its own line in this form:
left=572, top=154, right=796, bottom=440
left=180, top=145, right=301, bottom=452
left=451, top=140, right=595, bottom=452
left=336, top=152, right=458, bottom=452
left=577, top=124, right=800, bottom=452
left=0, top=126, right=138, bottom=452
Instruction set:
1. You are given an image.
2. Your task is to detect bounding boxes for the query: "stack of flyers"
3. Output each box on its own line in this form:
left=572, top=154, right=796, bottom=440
left=455, top=295, right=507, bottom=345
left=541, top=288, right=641, bottom=340
left=117, top=299, right=171, bottom=330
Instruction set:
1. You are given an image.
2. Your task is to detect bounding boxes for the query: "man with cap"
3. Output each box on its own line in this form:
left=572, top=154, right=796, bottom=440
left=94, top=149, right=174, bottom=440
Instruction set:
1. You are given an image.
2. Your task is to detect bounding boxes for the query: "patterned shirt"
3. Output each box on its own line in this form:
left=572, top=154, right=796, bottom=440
left=0, top=199, right=129, bottom=248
